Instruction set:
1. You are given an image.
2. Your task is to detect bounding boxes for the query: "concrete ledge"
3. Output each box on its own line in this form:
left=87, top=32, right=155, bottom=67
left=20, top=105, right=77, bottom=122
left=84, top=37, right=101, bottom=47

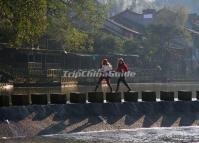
left=124, top=91, right=138, bottom=102
left=0, top=95, right=9, bottom=106
left=142, top=91, right=156, bottom=102
left=106, top=92, right=121, bottom=103
left=70, top=92, right=86, bottom=103
left=88, top=92, right=104, bottom=103
left=178, top=91, right=192, bottom=101
left=196, top=91, right=199, bottom=100
left=160, top=91, right=174, bottom=101
left=11, top=94, right=30, bottom=106
left=31, top=93, right=48, bottom=105
left=50, top=93, right=67, bottom=104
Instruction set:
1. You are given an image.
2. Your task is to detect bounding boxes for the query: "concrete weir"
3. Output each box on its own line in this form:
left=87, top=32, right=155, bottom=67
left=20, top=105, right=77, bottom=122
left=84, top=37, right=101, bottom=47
left=0, top=91, right=198, bottom=106
left=160, top=91, right=175, bottom=101
left=1, top=101, right=199, bottom=137
left=142, top=91, right=156, bottom=102
left=178, top=91, right=192, bottom=101
left=11, top=94, right=30, bottom=106
left=106, top=92, right=121, bottom=103
left=124, top=91, right=138, bottom=102
left=70, top=92, right=86, bottom=103
left=0, top=96, right=9, bottom=107
left=50, top=93, right=67, bottom=104
left=31, top=94, right=48, bottom=105
left=88, top=92, right=104, bottom=103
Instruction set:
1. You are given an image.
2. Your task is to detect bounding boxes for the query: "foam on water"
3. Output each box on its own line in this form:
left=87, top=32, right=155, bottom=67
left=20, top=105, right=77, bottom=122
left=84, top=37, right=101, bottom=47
left=2, top=126, right=199, bottom=143
left=42, top=126, right=199, bottom=142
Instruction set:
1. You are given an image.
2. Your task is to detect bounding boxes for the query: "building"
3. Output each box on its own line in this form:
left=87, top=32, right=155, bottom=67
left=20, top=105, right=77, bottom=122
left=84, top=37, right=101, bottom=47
left=103, top=9, right=156, bottom=38
left=104, top=8, right=199, bottom=40
left=103, top=8, right=199, bottom=80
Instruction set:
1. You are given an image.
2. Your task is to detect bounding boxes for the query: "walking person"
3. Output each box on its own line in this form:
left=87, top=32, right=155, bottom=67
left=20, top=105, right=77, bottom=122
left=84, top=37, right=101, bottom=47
left=116, top=58, right=131, bottom=92
left=94, top=59, right=113, bottom=92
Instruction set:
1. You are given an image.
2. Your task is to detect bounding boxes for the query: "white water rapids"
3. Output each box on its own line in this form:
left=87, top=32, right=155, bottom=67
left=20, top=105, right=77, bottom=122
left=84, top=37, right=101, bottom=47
left=42, top=126, right=199, bottom=142
left=2, top=126, right=199, bottom=143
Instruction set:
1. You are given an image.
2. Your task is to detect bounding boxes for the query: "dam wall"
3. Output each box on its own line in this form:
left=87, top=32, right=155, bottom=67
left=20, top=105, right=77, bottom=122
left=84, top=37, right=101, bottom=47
left=1, top=91, right=199, bottom=137
left=0, top=90, right=197, bottom=106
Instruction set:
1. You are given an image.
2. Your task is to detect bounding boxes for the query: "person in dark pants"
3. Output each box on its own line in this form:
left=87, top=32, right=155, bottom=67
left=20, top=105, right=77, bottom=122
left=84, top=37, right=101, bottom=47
left=116, top=58, right=131, bottom=92
left=94, top=59, right=113, bottom=92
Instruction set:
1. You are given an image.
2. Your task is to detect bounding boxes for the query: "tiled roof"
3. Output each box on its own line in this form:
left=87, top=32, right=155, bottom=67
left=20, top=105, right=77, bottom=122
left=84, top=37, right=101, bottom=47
left=106, top=19, right=140, bottom=35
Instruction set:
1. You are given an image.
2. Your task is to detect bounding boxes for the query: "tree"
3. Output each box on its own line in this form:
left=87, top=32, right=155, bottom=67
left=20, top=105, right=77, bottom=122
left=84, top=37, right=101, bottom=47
left=46, top=0, right=107, bottom=52
left=93, top=33, right=124, bottom=54
left=0, top=0, right=47, bottom=47
left=0, top=0, right=107, bottom=51
left=144, top=7, right=191, bottom=68
left=154, top=0, right=199, bottom=14
left=123, top=39, right=143, bottom=55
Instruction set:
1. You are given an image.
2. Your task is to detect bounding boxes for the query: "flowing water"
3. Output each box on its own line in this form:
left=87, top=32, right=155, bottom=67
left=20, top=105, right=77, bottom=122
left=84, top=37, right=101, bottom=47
left=2, top=126, right=199, bottom=143
left=42, top=126, right=199, bottom=142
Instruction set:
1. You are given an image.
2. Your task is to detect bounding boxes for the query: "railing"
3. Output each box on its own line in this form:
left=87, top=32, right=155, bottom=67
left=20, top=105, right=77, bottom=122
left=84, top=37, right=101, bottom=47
left=61, top=76, right=78, bottom=86
left=0, top=83, right=11, bottom=88
left=47, top=69, right=62, bottom=78
left=28, top=62, right=42, bottom=69
left=45, top=63, right=61, bottom=69
left=27, top=62, right=43, bottom=75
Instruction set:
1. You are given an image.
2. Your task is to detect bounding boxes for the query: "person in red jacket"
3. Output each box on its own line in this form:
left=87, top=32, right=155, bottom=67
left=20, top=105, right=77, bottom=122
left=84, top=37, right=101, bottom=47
left=116, top=58, right=131, bottom=92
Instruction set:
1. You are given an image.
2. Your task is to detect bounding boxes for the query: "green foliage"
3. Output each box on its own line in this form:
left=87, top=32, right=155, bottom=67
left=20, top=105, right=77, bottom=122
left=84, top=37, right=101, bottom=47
left=144, top=7, right=191, bottom=65
left=63, top=28, right=89, bottom=52
left=154, top=7, right=188, bottom=28
left=0, top=0, right=107, bottom=51
left=93, top=34, right=144, bottom=55
left=46, top=0, right=107, bottom=52
left=0, top=0, right=47, bottom=47
left=93, top=33, right=124, bottom=54
left=123, top=39, right=143, bottom=55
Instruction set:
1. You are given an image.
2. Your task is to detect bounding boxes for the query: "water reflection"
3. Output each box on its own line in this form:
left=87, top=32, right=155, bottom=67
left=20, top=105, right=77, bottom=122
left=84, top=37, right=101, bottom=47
left=0, top=84, right=111, bottom=96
